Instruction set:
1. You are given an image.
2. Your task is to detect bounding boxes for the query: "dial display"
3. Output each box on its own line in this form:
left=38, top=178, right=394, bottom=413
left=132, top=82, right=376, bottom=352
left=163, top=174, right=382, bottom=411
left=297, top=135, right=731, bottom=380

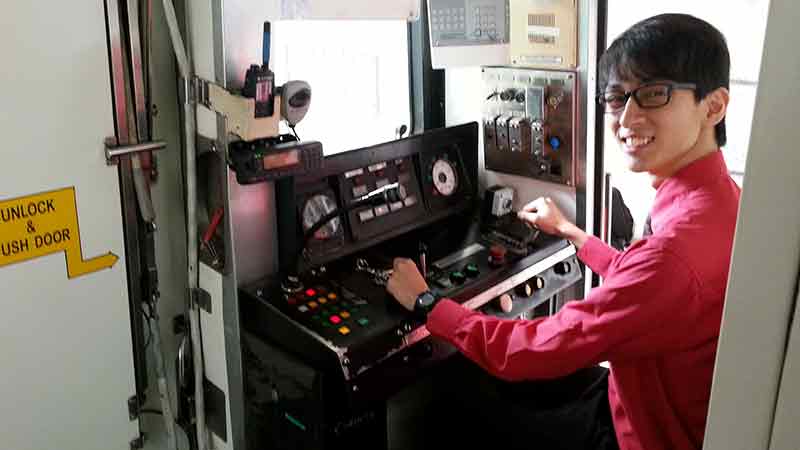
left=302, top=194, right=341, bottom=240
left=431, top=158, right=458, bottom=196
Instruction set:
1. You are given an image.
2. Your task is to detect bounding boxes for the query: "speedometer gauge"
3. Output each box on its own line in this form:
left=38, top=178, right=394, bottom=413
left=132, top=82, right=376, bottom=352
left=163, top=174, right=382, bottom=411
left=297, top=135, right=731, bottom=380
left=431, top=159, right=458, bottom=196
left=302, top=194, right=341, bottom=240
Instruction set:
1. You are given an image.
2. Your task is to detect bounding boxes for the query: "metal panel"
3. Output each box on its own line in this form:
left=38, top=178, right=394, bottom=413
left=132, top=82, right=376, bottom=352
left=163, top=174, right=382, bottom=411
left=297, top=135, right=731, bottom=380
left=704, top=1, right=800, bottom=448
left=770, top=280, right=800, bottom=450
left=0, top=2, right=138, bottom=450
left=444, top=0, right=597, bottom=263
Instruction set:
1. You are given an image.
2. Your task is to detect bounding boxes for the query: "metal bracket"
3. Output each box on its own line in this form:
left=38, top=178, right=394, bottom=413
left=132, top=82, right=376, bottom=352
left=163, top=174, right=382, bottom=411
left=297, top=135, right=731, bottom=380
left=191, top=287, right=212, bottom=314
left=129, top=435, right=145, bottom=450
left=197, top=134, right=221, bottom=156
left=105, top=137, right=167, bottom=165
left=128, top=395, right=140, bottom=420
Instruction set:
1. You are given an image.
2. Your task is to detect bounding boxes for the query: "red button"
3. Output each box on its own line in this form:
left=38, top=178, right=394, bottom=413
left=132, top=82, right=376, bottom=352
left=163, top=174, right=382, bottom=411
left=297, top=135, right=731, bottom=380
left=329, top=315, right=342, bottom=325
left=305, top=288, right=316, bottom=297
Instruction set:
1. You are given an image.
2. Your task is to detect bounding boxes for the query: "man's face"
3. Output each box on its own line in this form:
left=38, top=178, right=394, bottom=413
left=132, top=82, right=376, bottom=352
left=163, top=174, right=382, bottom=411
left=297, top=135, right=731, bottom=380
left=604, top=76, right=708, bottom=178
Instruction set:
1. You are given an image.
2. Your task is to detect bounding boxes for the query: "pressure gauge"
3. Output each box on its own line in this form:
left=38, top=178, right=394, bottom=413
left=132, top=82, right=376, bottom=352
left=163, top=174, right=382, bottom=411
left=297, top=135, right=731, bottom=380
left=302, top=194, right=341, bottom=240
left=431, top=158, right=458, bottom=196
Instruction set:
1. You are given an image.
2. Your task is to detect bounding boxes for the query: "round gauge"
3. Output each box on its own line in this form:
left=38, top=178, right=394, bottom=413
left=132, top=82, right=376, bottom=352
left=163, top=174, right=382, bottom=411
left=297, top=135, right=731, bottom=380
left=431, top=158, right=458, bottom=196
left=302, top=194, right=341, bottom=240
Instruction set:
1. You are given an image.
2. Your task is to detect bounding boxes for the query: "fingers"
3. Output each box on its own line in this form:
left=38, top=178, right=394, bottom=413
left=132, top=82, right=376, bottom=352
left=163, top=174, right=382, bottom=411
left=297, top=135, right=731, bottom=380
left=517, top=210, right=539, bottom=225
left=520, top=198, right=540, bottom=212
left=393, top=257, right=411, bottom=270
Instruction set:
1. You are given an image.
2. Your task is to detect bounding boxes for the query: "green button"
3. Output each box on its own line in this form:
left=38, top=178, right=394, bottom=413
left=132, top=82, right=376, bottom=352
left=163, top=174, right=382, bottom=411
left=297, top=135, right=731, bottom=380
left=357, top=318, right=370, bottom=327
left=312, top=314, right=322, bottom=322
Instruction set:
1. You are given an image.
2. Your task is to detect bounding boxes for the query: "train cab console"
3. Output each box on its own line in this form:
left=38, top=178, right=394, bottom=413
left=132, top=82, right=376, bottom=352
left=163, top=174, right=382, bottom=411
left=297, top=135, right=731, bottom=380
left=239, top=122, right=582, bottom=449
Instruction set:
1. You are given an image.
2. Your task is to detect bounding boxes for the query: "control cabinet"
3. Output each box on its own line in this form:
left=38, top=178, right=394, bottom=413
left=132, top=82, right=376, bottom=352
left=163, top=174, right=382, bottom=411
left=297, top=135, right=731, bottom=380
left=482, top=67, right=577, bottom=186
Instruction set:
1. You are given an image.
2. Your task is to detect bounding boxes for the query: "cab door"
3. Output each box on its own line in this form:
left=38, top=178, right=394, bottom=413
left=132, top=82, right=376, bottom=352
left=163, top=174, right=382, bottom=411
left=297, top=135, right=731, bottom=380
left=0, top=2, right=139, bottom=449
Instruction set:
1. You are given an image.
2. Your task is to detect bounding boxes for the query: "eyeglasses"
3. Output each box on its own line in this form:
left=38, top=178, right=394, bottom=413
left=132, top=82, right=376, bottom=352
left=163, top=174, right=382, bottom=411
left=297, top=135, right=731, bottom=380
left=597, top=82, right=697, bottom=114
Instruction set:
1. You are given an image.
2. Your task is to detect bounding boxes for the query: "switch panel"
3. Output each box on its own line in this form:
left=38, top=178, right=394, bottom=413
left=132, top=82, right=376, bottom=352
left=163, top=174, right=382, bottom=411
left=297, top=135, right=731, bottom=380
left=482, top=67, right=576, bottom=185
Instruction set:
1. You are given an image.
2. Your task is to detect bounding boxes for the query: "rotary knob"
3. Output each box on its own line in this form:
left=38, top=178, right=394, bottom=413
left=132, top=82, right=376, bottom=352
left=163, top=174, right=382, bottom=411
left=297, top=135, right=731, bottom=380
left=281, top=275, right=304, bottom=293
left=498, top=293, right=513, bottom=313
left=515, top=283, right=533, bottom=297
left=554, top=261, right=571, bottom=275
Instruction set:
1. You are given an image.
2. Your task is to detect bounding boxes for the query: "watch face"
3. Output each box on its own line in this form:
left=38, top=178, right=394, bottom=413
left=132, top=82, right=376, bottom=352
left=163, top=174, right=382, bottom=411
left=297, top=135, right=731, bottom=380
left=418, top=291, right=437, bottom=308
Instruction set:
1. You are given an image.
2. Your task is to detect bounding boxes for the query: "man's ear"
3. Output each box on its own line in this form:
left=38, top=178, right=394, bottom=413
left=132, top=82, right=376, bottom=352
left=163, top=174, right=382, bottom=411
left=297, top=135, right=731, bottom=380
left=704, top=87, right=730, bottom=127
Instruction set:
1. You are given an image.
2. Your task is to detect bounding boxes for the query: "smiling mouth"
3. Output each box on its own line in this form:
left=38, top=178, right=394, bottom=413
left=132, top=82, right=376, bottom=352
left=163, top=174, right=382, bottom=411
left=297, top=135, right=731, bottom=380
left=621, top=136, right=655, bottom=151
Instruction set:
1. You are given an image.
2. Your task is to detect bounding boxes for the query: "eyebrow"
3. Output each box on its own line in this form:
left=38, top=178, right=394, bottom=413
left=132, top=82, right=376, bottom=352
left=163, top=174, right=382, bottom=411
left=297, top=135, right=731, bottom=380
left=604, top=78, right=666, bottom=92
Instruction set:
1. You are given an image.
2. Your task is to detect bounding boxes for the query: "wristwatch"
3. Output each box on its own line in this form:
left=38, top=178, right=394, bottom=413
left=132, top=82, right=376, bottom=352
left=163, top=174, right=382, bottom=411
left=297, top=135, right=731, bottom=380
left=413, top=290, right=439, bottom=319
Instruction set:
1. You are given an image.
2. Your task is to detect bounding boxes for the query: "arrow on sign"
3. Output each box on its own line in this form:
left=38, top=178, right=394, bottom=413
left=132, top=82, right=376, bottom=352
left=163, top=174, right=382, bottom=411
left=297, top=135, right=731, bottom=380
left=0, top=187, right=120, bottom=279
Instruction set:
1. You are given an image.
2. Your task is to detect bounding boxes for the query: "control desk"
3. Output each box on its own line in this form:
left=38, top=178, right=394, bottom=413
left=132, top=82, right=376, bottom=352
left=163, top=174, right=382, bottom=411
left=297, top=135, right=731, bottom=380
left=239, top=122, right=581, bottom=449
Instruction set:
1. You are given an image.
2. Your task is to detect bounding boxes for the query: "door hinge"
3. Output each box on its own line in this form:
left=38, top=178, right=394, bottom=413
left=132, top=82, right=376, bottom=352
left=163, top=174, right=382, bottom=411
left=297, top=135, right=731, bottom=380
left=130, top=435, right=145, bottom=450
left=128, top=395, right=140, bottom=420
left=191, top=287, right=212, bottom=314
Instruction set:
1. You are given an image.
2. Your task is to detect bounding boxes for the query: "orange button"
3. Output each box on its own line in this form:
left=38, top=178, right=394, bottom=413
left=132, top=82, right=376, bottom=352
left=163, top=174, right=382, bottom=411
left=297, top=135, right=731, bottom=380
left=318, top=297, right=328, bottom=304
left=308, top=301, right=318, bottom=309
left=338, top=326, right=351, bottom=335
left=340, top=311, right=351, bottom=319
left=328, top=293, right=338, bottom=300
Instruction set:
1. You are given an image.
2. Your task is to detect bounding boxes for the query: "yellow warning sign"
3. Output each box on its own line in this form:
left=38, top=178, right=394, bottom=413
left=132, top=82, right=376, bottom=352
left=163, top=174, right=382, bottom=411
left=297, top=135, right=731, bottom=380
left=0, top=187, right=118, bottom=278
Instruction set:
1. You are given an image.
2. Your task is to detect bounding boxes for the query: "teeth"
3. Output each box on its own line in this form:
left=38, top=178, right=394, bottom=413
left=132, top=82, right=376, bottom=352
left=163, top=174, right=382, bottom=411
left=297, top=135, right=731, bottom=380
left=624, top=136, right=653, bottom=146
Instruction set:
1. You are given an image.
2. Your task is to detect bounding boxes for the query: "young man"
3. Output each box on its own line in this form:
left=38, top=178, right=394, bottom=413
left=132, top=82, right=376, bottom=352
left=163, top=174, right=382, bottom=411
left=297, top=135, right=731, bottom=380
left=387, top=13, right=740, bottom=450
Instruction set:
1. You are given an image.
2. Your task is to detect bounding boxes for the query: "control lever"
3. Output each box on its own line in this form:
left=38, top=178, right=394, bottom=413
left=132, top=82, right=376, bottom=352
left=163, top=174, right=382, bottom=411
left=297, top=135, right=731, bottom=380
left=355, top=258, right=394, bottom=286
left=353, top=182, right=405, bottom=205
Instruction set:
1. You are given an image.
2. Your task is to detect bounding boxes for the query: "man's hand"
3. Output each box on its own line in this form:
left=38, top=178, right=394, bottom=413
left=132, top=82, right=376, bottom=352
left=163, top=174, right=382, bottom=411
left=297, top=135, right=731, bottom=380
left=386, top=258, right=429, bottom=311
left=518, top=197, right=588, bottom=249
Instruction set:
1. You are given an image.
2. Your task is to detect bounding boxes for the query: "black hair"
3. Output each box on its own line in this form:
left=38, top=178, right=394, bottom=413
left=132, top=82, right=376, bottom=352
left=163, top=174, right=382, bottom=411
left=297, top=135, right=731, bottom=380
left=598, top=14, right=731, bottom=146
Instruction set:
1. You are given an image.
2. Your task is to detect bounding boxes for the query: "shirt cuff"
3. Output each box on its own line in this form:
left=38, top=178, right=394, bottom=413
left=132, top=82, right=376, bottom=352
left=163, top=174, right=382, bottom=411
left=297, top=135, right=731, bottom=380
left=426, top=299, right=473, bottom=339
left=577, top=235, right=618, bottom=277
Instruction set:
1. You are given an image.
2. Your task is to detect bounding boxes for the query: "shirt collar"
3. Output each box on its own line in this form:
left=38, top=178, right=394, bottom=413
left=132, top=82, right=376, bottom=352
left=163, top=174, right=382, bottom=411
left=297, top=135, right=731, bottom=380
left=650, top=150, right=729, bottom=231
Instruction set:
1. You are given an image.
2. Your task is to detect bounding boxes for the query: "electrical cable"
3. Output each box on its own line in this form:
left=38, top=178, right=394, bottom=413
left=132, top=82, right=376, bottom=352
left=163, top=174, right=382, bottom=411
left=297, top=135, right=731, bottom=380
left=289, top=124, right=300, bottom=140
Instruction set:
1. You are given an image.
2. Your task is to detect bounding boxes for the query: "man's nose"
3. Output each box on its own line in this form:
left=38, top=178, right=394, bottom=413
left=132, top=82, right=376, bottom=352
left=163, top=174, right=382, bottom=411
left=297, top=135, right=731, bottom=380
left=618, top=96, right=644, bottom=128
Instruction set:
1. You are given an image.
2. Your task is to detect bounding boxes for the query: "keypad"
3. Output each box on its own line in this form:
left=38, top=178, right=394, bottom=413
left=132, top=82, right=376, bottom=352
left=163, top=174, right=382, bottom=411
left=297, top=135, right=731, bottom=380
left=431, top=7, right=466, bottom=33
left=284, top=280, right=374, bottom=341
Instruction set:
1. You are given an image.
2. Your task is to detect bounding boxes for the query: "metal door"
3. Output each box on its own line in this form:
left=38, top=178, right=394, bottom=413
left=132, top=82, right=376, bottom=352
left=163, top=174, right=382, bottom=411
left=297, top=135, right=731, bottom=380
left=0, top=3, right=139, bottom=449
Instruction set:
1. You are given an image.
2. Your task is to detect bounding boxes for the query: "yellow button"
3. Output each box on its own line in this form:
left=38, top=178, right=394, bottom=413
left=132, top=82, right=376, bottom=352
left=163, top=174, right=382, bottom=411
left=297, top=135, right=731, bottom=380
left=328, top=293, right=338, bottom=300
left=318, top=297, right=328, bottom=304
left=340, top=311, right=351, bottom=319
left=308, top=301, right=318, bottom=309
left=338, top=326, right=351, bottom=335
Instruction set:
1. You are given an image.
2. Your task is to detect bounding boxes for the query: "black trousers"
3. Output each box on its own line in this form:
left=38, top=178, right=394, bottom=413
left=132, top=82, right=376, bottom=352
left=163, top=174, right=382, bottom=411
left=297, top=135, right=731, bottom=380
left=427, top=356, right=619, bottom=450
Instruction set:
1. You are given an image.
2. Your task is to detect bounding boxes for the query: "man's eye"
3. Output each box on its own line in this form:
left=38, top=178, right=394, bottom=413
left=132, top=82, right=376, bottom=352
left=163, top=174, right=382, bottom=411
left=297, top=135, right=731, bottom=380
left=604, top=94, right=625, bottom=103
left=640, top=88, right=668, bottom=99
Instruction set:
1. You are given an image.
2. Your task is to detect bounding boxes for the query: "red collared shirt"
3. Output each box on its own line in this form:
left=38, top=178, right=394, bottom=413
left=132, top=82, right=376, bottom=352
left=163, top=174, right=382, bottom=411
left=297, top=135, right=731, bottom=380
left=427, top=151, right=740, bottom=450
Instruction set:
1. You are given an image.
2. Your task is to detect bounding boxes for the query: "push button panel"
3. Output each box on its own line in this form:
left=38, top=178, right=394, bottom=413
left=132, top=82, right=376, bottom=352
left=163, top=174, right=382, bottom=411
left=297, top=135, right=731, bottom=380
left=272, top=277, right=384, bottom=347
